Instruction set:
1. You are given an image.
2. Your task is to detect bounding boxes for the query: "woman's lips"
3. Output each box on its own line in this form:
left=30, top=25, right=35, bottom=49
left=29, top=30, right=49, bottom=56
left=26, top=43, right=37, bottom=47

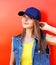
left=24, top=23, right=29, bottom=25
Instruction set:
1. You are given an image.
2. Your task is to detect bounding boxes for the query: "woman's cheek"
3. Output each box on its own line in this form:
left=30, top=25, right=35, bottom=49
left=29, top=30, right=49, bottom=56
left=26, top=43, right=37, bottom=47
left=30, top=21, right=34, bottom=27
left=22, top=18, right=25, bottom=23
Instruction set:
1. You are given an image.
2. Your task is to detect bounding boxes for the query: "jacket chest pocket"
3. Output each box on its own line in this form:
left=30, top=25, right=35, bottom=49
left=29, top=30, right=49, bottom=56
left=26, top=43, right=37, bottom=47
left=33, top=52, right=50, bottom=65
left=33, top=52, right=41, bottom=65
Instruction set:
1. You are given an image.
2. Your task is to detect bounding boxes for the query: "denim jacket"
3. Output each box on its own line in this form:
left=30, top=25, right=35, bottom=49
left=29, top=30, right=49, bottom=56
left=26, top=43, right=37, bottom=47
left=12, top=34, right=50, bottom=65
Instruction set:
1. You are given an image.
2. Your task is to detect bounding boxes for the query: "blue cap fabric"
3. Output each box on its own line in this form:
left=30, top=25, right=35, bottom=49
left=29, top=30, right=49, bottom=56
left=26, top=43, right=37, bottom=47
left=18, top=7, right=41, bottom=21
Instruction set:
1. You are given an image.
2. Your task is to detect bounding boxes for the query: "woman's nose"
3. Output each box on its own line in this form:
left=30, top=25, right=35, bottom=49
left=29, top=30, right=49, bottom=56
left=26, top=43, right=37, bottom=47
left=24, top=17, right=28, bottom=22
left=22, top=17, right=27, bottom=22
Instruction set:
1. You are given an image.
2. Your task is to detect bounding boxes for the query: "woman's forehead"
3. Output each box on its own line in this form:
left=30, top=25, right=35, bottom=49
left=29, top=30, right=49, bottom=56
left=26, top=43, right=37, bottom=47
left=23, top=14, right=29, bottom=17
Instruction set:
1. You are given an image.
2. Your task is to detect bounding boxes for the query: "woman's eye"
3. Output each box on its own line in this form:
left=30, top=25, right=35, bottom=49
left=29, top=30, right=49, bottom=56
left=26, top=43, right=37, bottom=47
left=23, top=15, right=33, bottom=20
left=23, top=15, right=26, bottom=18
left=29, top=16, right=33, bottom=19
left=30, top=17, right=33, bottom=19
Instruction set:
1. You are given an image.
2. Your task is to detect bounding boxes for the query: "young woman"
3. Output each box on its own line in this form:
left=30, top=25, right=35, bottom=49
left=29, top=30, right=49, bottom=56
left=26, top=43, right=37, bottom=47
left=10, top=7, right=56, bottom=65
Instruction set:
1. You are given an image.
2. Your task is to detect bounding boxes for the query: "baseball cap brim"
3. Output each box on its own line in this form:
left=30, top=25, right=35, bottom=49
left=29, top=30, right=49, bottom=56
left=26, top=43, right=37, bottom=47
left=18, top=11, right=25, bottom=16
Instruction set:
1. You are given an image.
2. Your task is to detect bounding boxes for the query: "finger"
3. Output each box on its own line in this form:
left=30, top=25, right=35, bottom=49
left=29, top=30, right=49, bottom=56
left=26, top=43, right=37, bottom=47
left=39, top=23, right=45, bottom=27
left=40, top=26, right=43, bottom=30
left=40, top=22, right=44, bottom=23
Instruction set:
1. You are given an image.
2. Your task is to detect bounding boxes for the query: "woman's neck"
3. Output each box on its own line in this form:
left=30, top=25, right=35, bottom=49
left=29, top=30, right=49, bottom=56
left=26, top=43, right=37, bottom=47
left=25, top=28, right=33, bottom=38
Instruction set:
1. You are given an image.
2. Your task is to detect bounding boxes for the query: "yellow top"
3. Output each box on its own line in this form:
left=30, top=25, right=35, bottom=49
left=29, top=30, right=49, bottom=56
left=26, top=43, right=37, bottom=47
left=20, top=40, right=34, bottom=65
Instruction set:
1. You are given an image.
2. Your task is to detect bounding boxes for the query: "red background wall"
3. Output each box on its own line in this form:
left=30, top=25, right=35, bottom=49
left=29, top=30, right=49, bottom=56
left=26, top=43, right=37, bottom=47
left=0, top=0, right=56, bottom=65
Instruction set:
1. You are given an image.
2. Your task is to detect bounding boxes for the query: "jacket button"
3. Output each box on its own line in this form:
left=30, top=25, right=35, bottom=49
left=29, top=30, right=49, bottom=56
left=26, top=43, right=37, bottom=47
left=38, top=50, right=40, bottom=53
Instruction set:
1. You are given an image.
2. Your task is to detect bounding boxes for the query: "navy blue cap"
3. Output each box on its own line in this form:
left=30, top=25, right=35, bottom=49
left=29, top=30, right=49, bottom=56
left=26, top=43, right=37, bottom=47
left=18, top=7, right=41, bottom=21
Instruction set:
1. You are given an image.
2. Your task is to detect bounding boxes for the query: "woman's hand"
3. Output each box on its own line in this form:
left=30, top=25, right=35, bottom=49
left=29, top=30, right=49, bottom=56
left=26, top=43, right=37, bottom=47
left=39, top=22, right=49, bottom=31
left=40, top=22, right=56, bottom=35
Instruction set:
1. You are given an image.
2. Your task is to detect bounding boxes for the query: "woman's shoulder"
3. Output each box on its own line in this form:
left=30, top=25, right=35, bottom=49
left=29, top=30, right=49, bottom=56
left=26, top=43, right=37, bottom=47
left=12, top=34, right=22, bottom=40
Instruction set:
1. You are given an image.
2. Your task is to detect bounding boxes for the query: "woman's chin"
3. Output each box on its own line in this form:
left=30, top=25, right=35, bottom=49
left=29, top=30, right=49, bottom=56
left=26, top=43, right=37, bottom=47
left=23, top=25, right=29, bottom=28
left=23, top=25, right=33, bottom=29
left=23, top=26, right=30, bottom=28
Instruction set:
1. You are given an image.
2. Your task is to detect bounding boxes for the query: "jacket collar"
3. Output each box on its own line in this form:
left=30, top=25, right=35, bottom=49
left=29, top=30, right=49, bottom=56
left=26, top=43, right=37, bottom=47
left=16, top=35, right=38, bottom=41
